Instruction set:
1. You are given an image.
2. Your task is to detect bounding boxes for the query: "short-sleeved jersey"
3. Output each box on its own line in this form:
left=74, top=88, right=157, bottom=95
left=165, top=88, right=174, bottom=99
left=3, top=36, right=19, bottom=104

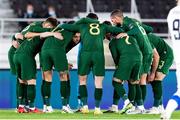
left=60, top=18, right=124, bottom=52
left=122, top=17, right=153, bottom=55
left=15, top=22, right=50, bottom=57
left=41, top=28, right=74, bottom=52
left=109, top=36, right=142, bottom=65
left=147, top=33, right=173, bottom=56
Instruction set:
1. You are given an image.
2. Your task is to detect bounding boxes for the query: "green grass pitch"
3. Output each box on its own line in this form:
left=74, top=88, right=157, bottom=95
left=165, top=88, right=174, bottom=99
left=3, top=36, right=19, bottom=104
left=0, top=109, right=180, bottom=119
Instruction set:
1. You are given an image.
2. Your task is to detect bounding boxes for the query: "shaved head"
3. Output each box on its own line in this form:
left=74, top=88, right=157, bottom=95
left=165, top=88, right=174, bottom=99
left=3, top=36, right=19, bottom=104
left=110, top=9, right=124, bottom=18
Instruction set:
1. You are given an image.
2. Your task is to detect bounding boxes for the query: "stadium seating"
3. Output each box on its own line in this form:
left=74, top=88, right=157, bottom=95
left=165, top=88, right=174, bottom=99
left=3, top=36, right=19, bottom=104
left=8, top=0, right=176, bottom=34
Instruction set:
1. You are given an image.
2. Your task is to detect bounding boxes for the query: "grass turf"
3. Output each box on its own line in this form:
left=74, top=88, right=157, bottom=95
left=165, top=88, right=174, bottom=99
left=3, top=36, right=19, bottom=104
left=0, top=109, right=180, bottom=119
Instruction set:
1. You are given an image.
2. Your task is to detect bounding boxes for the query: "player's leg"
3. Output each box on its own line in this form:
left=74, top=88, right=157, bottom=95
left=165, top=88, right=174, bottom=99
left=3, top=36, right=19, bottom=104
left=40, top=50, right=54, bottom=113
left=108, top=62, right=133, bottom=114
left=161, top=54, right=179, bottom=119
left=92, top=52, right=105, bottom=115
left=147, top=72, right=165, bottom=114
left=127, top=62, right=145, bottom=114
left=59, top=71, right=74, bottom=113
left=113, top=78, right=133, bottom=114
left=52, top=50, right=73, bottom=113
left=21, top=55, right=41, bottom=113
left=13, top=54, right=28, bottom=113
left=17, top=79, right=28, bottom=113
left=78, top=75, right=89, bottom=113
left=78, top=51, right=91, bottom=114
left=8, top=50, right=19, bottom=110
left=26, top=79, right=40, bottom=113
left=139, top=54, right=153, bottom=103
left=94, top=76, right=104, bottom=115
left=148, top=54, right=173, bottom=114
left=67, top=63, right=73, bottom=107
left=41, top=70, right=53, bottom=113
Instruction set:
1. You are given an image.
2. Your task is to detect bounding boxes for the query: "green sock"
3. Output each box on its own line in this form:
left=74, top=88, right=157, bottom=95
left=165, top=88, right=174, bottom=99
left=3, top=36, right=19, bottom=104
left=128, top=83, right=136, bottom=104
left=94, top=88, right=102, bottom=108
left=61, top=81, right=68, bottom=106
left=41, top=80, right=51, bottom=106
left=16, top=78, right=19, bottom=108
left=27, top=85, right=36, bottom=108
left=67, top=79, right=71, bottom=104
left=140, top=85, right=146, bottom=102
left=151, top=81, right=162, bottom=107
left=23, top=84, right=28, bottom=106
left=135, top=84, right=143, bottom=106
left=18, top=83, right=25, bottom=105
left=112, top=81, right=127, bottom=101
left=113, top=89, right=120, bottom=105
left=79, top=85, right=88, bottom=105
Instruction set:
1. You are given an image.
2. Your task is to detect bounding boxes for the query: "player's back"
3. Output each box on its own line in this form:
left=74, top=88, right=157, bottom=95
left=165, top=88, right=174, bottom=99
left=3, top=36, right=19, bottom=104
left=110, top=36, right=142, bottom=61
left=42, top=29, right=73, bottom=51
left=122, top=17, right=153, bottom=55
left=147, top=33, right=172, bottom=55
left=79, top=22, right=106, bottom=52
left=16, top=22, right=50, bottom=57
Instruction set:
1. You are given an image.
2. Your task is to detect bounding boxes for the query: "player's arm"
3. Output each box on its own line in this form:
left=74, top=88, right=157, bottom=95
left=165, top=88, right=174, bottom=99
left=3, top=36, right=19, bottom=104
left=24, top=32, right=41, bottom=39
left=24, top=26, right=51, bottom=39
left=148, top=48, right=160, bottom=82
left=12, top=36, right=19, bottom=49
left=109, top=40, right=119, bottom=65
left=40, top=31, right=64, bottom=40
left=132, top=19, right=153, bottom=34
left=105, top=24, right=124, bottom=34
left=141, top=23, right=153, bottom=34
left=59, top=24, right=79, bottom=32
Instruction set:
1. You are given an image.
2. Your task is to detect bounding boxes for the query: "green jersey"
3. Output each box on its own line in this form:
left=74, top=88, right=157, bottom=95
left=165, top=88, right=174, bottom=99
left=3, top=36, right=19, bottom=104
left=60, top=18, right=124, bottom=52
left=9, top=35, right=24, bottom=54
left=109, top=36, right=142, bottom=65
left=147, top=33, right=173, bottom=56
left=15, top=22, right=50, bottom=57
left=41, top=29, right=74, bottom=52
left=122, top=17, right=153, bottom=55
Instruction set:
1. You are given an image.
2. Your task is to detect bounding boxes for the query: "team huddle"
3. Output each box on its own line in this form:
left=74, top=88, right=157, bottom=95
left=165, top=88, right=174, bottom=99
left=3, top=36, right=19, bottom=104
left=8, top=9, right=174, bottom=116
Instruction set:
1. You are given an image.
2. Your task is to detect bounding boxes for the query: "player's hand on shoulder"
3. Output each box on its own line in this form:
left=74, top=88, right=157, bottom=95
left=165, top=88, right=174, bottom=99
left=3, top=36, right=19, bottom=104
left=53, top=32, right=64, bottom=40
left=116, top=33, right=128, bottom=39
left=15, top=33, right=23, bottom=40
left=12, top=40, right=19, bottom=48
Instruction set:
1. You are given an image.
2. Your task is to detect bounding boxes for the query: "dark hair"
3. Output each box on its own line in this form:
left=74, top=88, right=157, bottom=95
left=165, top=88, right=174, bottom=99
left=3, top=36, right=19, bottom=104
left=86, top=13, right=98, bottom=20
left=110, top=9, right=123, bottom=18
left=45, top=17, right=58, bottom=27
left=103, top=21, right=112, bottom=26
left=67, top=20, right=75, bottom=24
left=27, top=2, right=33, bottom=6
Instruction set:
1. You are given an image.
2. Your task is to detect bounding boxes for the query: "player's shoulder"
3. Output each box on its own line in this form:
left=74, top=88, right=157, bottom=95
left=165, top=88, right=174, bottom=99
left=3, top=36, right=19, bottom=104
left=168, top=6, right=180, bottom=15
left=31, top=21, right=42, bottom=26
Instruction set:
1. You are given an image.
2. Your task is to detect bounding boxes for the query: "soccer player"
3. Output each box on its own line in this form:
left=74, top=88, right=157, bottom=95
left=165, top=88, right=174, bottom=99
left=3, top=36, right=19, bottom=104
left=8, top=33, right=24, bottom=111
left=104, top=22, right=142, bottom=114
left=161, top=0, right=180, bottom=119
left=60, top=13, right=124, bottom=114
left=40, top=21, right=80, bottom=113
left=110, top=9, right=153, bottom=113
left=146, top=33, right=174, bottom=114
left=14, top=17, right=57, bottom=113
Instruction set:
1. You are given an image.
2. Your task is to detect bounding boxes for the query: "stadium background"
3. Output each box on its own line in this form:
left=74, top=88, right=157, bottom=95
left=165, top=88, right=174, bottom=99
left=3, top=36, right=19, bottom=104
left=0, top=0, right=179, bottom=110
